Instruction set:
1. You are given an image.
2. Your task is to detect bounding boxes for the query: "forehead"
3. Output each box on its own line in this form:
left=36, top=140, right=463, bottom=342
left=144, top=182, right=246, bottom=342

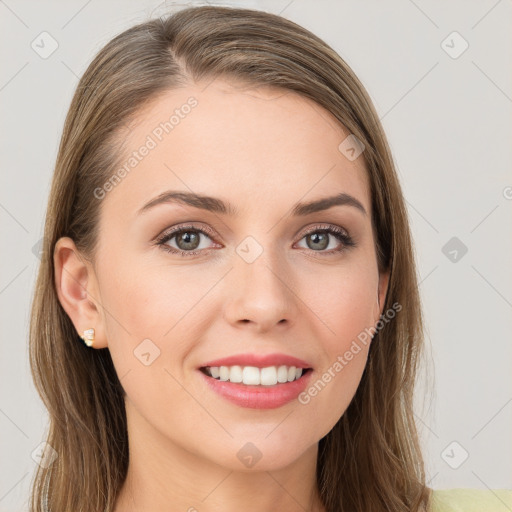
left=103, top=79, right=371, bottom=220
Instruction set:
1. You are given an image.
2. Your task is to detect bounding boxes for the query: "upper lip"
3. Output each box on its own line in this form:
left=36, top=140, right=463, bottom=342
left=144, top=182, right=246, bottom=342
left=199, top=353, right=313, bottom=369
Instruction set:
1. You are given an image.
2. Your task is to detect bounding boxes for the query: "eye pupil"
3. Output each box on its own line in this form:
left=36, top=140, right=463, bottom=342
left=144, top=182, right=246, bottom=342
left=307, top=232, right=329, bottom=251
left=160, top=225, right=350, bottom=256
left=177, top=231, right=200, bottom=250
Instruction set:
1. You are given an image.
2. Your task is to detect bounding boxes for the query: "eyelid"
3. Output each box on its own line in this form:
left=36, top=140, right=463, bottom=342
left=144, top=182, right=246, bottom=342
left=154, top=221, right=355, bottom=256
left=294, top=223, right=355, bottom=252
left=154, top=222, right=217, bottom=243
left=298, top=223, right=349, bottom=238
left=155, top=222, right=349, bottom=241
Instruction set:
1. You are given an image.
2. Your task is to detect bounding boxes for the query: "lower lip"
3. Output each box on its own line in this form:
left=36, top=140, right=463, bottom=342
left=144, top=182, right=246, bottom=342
left=198, top=369, right=313, bottom=409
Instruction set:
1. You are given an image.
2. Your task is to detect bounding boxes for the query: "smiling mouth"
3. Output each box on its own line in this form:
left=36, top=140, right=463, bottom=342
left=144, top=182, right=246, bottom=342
left=199, top=365, right=313, bottom=386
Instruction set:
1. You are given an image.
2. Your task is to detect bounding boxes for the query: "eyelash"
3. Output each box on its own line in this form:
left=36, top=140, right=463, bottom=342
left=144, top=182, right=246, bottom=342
left=154, top=223, right=355, bottom=257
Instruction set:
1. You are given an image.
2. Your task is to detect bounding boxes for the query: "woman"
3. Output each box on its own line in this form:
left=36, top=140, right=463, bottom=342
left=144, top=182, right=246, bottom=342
left=28, top=5, right=510, bottom=512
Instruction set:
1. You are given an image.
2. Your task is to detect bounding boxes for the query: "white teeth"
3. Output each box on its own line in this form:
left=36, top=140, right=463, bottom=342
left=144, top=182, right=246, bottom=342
left=277, top=365, right=289, bottom=383
left=205, top=365, right=306, bottom=385
left=229, top=365, right=243, bottom=383
left=243, top=366, right=260, bottom=385
left=219, top=366, right=230, bottom=381
left=260, top=366, right=276, bottom=386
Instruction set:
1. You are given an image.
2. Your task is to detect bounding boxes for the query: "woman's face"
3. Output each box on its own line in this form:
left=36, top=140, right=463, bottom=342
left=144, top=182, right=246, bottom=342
left=64, top=80, right=388, bottom=472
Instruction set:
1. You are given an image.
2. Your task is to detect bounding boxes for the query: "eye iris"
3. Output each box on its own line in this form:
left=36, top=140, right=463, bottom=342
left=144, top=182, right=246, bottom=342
left=307, top=232, right=329, bottom=250
left=177, top=231, right=200, bottom=250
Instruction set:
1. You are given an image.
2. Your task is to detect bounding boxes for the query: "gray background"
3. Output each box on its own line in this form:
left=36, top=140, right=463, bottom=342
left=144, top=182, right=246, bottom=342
left=1, top=0, right=511, bottom=509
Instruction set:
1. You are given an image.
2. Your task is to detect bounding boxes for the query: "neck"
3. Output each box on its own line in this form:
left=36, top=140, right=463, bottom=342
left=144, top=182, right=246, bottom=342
left=114, top=399, right=325, bottom=512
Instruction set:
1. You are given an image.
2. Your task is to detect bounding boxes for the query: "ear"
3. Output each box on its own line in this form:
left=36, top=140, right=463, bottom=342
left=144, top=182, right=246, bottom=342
left=53, top=236, right=107, bottom=349
left=373, top=268, right=390, bottom=326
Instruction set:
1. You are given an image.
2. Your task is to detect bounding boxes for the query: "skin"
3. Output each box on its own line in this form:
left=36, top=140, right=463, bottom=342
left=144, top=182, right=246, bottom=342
left=54, top=79, right=389, bottom=512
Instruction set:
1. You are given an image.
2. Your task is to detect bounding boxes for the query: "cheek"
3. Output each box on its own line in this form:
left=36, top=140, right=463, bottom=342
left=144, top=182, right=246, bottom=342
left=96, top=257, right=214, bottom=420
left=302, top=258, right=378, bottom=348
left=294, top=261, right=377, bottom=432
left=319, top=271, right=377, bottom=378
left=98, top=254, right=219, bottom=364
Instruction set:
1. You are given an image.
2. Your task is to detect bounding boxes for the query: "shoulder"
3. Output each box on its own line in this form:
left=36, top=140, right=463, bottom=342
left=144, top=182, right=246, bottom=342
left=429, top=488, right=512, bottom=512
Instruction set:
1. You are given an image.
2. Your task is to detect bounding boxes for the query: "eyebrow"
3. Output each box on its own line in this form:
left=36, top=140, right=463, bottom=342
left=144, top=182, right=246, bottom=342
left=137, top=190, right=367, bottom=217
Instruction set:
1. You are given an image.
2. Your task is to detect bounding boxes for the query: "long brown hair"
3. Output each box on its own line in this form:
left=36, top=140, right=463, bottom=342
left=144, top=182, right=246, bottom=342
left=29, top=5, right=431, bottom=511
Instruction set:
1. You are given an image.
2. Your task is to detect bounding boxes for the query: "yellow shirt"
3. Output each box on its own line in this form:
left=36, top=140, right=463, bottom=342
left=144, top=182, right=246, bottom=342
left=430, top=488, right=512, bottom=511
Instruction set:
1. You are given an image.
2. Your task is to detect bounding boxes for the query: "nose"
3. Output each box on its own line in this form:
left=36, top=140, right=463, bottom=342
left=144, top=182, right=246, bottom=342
left=223, top=249, right=299, bottom=333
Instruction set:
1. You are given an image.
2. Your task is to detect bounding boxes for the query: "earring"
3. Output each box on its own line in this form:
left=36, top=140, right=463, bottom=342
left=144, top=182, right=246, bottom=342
left=80, top=328, right=95, bottom=348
